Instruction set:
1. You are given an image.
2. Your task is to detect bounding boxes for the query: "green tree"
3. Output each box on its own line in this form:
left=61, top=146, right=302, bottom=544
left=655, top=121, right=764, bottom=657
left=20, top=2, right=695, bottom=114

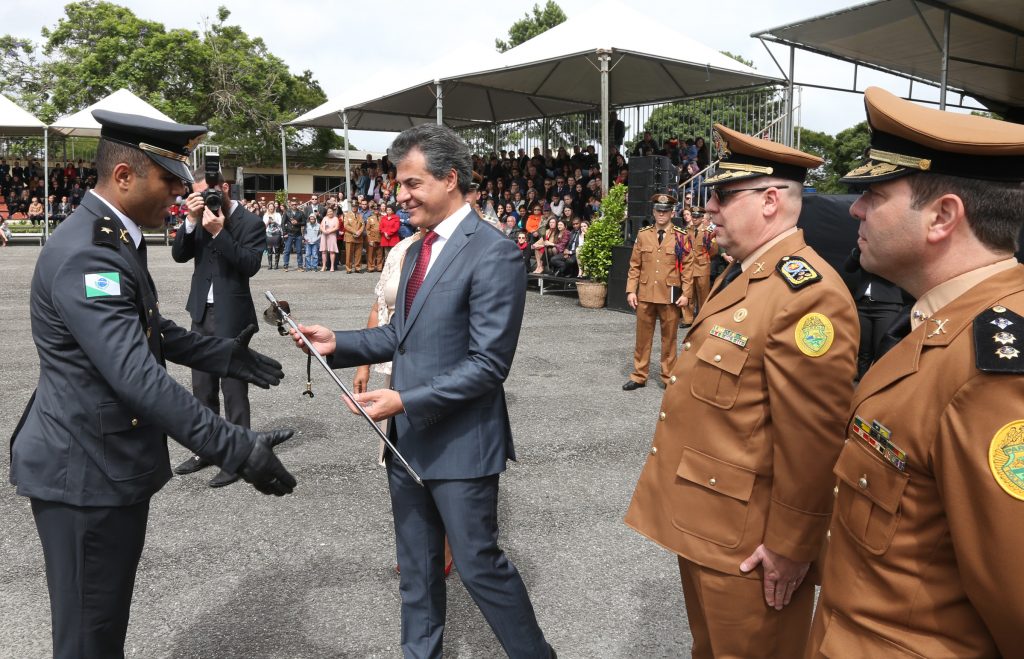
left=495, top=1, right=567, bottom=53
left=1, top=2, right=338, bottom=164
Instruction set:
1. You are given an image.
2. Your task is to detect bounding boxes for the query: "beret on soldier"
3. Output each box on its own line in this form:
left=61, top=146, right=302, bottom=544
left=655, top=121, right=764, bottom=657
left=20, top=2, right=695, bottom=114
left=704, top=123, right=823, bottom=187
left=841, top=86, right=1024, bottom=184
left=93, top=109, right=207, bottom=183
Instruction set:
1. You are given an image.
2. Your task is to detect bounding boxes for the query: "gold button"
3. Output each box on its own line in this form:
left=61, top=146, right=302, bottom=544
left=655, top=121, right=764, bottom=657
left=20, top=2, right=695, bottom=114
left=713, top=355, right=722, bottom=363
left=146, top=328, right=152, bottom=338
left=683, top=342, right=691, bottom=351
left=650, top=446, right=658, bottom=455
left=659, top=412, right=666, bottom=421
left=131, top=418, right=138, bottom=427
left=148, top=309, right=153, bottom=316
left=833, top=486, right=839, bottom=497
left=827, top=530, right=831, bottom=540
left=669, top=375, right=677, bottom=384
left=858, top=475, right=869, bottom=489
left=708, top=477, right=717, bottom=486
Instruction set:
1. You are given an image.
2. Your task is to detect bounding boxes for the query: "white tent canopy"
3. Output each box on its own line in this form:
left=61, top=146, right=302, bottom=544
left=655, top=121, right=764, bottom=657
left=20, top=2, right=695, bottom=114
left=754, top=0, right=1024, bottom=114
left=50, top=88, right=175, bottom=137
left=0, top=94, right=46, bottom=136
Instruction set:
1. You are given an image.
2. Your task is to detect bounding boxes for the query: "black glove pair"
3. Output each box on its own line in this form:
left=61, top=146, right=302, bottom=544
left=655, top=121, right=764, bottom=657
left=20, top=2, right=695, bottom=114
left=239, top=429, right=297, bottom=496
left=227, top=324, right=285, bottom=388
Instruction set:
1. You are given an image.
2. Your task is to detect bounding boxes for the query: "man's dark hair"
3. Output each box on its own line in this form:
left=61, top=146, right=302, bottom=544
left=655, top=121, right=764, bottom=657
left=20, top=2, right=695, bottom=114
left=908, top=173, right=1024, bottom=253
left=95, top=140, right=151, bottom=180
left=388, top=124, right=472, bottom=194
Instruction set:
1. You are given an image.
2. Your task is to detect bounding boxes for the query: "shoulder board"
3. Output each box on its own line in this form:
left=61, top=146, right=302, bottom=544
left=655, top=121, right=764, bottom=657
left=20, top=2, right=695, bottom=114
left=93, top=216, right=121, bottom=250
left=672, top=226, right=685, bottom=234
left=974, top=305, right=1024, bottom=373
left=775, top=256, right=822, bottom=290
left=638, top=225, right=653, bottom=232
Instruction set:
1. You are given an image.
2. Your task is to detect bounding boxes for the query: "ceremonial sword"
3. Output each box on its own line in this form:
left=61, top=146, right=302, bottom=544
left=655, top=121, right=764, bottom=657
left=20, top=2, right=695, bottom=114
left=263, top=290, right=424, bottom=486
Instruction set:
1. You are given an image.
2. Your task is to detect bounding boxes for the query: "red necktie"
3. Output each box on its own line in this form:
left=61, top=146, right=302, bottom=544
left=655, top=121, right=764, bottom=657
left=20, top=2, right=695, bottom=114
left=404, top=231, right=439, bottom=315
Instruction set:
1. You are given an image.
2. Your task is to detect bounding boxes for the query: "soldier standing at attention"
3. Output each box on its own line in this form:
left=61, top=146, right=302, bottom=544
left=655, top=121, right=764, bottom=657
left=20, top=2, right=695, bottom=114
left=365, top=203, right=382, bottom=272
left=623, top=193, right=687, bottom=391
left=625, top=124, right=859, bottom=658
left=681, top=208, right=719, bottom=325
left=343, top=202, right=364, bottom=274
left=8, top=110, right=295, bottom=658
left=807, top=87, right=1024, bottom=659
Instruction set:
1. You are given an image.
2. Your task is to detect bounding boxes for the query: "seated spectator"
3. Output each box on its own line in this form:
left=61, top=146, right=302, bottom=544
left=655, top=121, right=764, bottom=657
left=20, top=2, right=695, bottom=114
left=531, top=216, right=558, bottom=274
left=523, top=203, right=543, bottom=240
left=0, top=217, right=9, bottom=246
left=550, top=214, right=583, bottom=277
left=502, top=215, right=518, bottom=239
left=515, top=230, right=531, bottom=271
left=27, top=197, right=44, bottom=226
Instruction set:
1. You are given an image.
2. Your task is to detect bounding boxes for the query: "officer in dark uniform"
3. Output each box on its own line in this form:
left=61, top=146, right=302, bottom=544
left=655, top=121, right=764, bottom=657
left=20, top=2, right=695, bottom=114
left=9, top=110, right=297, bottom=659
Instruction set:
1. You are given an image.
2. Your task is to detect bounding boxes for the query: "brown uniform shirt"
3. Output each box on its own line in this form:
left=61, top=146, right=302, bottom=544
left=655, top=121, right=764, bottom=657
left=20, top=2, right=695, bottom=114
left=343, top=211, right=363, bottom=243
left=626, top=225, right=684, bottom=304
left=809, top=264, right=1024, bottom=659
left=625, top=230, right=858, bottom=575
left=365, top=214, right=381, bottom=242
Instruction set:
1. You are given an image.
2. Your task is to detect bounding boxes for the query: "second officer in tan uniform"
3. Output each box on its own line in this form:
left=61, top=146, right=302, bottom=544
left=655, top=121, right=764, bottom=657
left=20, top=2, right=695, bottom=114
left=680, top=208, right=719, bottom=324
left=625, top=125, right=859, bottom=657
left=624, top=193, right=687, bottom=390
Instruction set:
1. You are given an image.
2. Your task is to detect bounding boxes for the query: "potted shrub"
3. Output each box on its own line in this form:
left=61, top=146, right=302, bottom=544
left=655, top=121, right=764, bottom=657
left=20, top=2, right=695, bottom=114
left=576, top=183, right=626, bottom=308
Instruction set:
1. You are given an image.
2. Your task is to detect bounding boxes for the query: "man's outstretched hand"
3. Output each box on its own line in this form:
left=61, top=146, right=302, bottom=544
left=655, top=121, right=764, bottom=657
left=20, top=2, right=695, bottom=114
left=288, top=323, right=337, bottom=357
left=238, top=429, right=296, bottom=496
left=227, top=324, right=285, bottom=388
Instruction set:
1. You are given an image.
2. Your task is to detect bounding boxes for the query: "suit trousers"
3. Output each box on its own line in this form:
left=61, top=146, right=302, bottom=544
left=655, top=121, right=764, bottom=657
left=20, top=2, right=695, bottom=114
left=631, top=301, right=680, bottom=385
left=386, top=456, right=548, bottom=659
left=191, top=304, right=250, bottom=429
left=855, top=299, right=904, bottom=379
left=678, top=557, right=815, bottom=659
left=31, top=498, right=150, bottom=659
left=344, top=241, right=363, bottom=272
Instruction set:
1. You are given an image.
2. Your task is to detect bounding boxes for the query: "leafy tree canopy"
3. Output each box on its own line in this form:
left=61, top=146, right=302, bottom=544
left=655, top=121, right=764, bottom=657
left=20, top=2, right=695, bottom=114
left=495, top=1, right=567, bottom=53
left=0, top=2, right=340, bottom=164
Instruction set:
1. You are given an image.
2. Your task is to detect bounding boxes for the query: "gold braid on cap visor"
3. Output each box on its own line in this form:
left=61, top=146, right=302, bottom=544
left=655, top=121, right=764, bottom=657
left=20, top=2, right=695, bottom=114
left=139, top=142, right=189, bottom=162
left=717, top=162, right=774, bottom=176
left=867, top=149, right=931, bottom=171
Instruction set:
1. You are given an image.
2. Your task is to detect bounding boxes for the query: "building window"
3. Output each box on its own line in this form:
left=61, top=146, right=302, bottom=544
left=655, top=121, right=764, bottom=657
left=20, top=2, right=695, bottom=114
left=242, top=174, right=284, bottom=196
left=313, top=176, right=344, bottom=194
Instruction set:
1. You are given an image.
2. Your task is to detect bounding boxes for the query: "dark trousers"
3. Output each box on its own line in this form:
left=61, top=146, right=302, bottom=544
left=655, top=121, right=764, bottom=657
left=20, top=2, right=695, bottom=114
left=549, top=254, right=577, bottom=277
left=387, top=457, right=548, bottom=659
left=31, top=498, right=150, bottom=659
left=856, top=299, right=904, bottom=378
left=191, top=304, right=250, bottom=429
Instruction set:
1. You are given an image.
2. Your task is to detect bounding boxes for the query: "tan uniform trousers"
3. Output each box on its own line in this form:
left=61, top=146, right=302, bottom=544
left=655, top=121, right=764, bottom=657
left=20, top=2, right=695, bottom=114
left=345, top=240, right=363, bottom=272
left=679, top=557, right=815, bottom=659
left=630, top=301, right=680, bottom=385
left=683, top=272, right=712, bottom=324
left=366, top=242, right=381, bottom=272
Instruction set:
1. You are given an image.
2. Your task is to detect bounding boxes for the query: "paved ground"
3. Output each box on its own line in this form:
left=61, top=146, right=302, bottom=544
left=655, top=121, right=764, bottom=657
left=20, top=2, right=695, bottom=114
left=0, top=243, right=693, bottom=658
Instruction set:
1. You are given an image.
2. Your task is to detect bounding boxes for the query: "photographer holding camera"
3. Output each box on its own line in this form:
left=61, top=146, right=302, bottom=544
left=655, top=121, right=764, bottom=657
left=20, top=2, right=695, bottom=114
left=171, top=155, right=268, bottom=487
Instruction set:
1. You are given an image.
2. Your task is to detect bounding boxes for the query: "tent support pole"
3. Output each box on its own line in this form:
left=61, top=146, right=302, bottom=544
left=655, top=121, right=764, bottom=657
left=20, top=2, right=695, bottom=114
left=44, top=128, right=49, bottom=241
left=939, top=9, right=950, bottom=110
left=280, top=126, right=288, bottom=195
left=598, top=50, right=610, bottom=198
left=436, top=80, right=443, bottom=126
left=341, top=111, right=351, bottom=200
left=786, top=46, right=795, bottom=146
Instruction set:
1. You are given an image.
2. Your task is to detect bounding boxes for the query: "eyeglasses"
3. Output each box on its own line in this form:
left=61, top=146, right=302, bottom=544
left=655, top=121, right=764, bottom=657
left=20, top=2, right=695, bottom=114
left=712, top=185, right=789, bottom=205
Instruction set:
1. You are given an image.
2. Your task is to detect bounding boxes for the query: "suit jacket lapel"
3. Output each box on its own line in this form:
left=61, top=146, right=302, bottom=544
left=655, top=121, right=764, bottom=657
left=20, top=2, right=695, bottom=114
left=400, top=213, right=479, bottom=341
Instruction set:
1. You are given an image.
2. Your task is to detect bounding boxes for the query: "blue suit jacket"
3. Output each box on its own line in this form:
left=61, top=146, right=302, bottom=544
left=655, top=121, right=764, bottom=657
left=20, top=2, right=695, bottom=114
left=329, top=211, right=526, bottom=480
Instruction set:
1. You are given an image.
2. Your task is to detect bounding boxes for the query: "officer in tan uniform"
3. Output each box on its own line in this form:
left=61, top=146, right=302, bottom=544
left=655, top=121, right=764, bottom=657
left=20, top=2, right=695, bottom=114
left=625, top=124, right=859, bottom=657
left=807, top=87, right=1024, bottom=659
left=342, top=207, right=364, bottom=273
left=624, top=193, right=687, bottom=390
left=365, top=208, right=382, bottom=272
left=679, top=208, right=719, bottom=325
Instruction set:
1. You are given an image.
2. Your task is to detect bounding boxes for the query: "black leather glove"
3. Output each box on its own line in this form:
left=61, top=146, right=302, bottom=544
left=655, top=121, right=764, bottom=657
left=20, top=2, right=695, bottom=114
left=227, top=324, right=285, bottom=388
left=238, top=429, right=296, bottom=496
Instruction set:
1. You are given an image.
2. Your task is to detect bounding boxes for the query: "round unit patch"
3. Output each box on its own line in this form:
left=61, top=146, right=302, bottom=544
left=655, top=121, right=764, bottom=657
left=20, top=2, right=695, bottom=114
left=988, top=419, right=1024, bottom=501
left=795, top=313, right=834, bottom=357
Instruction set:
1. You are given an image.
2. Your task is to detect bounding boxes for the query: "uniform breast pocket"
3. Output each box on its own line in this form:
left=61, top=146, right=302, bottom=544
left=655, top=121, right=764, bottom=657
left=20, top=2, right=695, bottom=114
left=99, top=402, right=160, bottom=481
left=833, top=440, right=908, bottom=555
left=690, top=339, right=748, bottom=409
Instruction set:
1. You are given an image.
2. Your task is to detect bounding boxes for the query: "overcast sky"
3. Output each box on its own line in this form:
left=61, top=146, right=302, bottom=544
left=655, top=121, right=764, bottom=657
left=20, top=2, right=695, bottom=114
left=2, top=0, right=970, bottom=151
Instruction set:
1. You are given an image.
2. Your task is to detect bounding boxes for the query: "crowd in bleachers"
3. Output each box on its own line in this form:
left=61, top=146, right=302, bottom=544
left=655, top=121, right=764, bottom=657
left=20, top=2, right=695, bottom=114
left=0, top=158, right=94, bottom=226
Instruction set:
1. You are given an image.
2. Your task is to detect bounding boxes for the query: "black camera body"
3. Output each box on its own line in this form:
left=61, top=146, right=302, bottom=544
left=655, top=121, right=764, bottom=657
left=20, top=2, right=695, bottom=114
left=201, top=153, right=223, bottom=214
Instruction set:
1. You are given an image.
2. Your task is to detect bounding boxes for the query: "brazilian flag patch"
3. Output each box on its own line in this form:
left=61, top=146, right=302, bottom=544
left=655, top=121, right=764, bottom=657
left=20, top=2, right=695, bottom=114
left=85, top=272, right=121, bottom=297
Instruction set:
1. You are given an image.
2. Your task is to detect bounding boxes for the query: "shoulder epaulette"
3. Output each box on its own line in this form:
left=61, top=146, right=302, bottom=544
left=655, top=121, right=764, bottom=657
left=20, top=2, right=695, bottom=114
left=775, top=256, right=822, bottom=289
left=638, top=225, right=654, bottom=232
left=93, top=216, right=121, bottom=249
left=672, top=226, right=685, bottom=234
left=974, top=305, right=1024, bottom=373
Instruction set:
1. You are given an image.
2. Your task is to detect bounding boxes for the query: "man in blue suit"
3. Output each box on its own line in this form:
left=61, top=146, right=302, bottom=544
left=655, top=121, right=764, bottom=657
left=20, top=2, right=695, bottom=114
left=294, top=124, right=554, bottom=659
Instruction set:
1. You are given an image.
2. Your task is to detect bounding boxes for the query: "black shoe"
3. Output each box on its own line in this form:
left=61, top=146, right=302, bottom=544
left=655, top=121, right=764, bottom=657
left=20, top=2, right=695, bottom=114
left=622, top=380, right=645, bottom=391
left=208, top=469, right=241, bottom=488
left=173, top=455, right=212, bottom=475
